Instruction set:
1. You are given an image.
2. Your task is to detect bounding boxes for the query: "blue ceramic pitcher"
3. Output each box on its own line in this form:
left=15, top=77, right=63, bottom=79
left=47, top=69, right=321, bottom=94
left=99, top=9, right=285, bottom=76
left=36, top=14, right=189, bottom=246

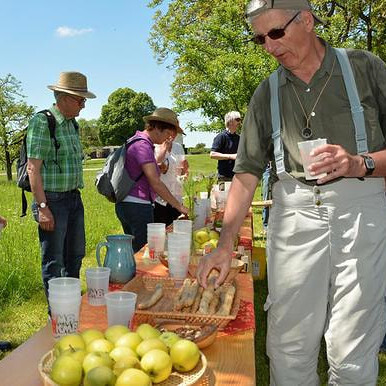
left=96, top=234, right=136, bottom=284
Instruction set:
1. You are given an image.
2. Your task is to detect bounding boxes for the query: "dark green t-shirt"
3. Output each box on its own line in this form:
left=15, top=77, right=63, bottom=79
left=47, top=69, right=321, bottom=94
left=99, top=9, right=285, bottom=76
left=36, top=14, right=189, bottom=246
left=234, top=41, right=386, bottom=185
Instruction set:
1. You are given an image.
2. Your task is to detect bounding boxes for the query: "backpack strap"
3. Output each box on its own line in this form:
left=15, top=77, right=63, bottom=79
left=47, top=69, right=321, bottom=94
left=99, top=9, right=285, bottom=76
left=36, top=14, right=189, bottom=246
left=126, top=137, right=146, bottom=182
left=37, top=109, right=63, bottom=173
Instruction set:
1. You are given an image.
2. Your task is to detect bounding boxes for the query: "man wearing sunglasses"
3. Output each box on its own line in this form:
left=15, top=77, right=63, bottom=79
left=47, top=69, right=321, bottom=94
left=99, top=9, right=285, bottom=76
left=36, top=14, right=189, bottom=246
left=210, top=111, right=242, bottom=182
left=198, top=1, right=386, bottom=384
left=26, top=72, right=96, bottom=310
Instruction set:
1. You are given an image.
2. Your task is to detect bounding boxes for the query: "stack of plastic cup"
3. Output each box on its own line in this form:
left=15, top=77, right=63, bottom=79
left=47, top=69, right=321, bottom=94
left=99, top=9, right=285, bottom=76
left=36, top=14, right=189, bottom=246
left=86, top=267, right=111, bottom=306
left=167, top=232, right=191, bottom=280
left=104, top=291, right=137, bottom=327
left=147, top=223, right=166, bottom=263
left=48, top=277, right=82, bottom=339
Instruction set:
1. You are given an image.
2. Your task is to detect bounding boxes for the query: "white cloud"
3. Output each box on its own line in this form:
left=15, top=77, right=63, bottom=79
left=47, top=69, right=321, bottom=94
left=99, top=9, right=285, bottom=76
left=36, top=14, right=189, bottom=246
left=56, top=26, right=94, bottom=38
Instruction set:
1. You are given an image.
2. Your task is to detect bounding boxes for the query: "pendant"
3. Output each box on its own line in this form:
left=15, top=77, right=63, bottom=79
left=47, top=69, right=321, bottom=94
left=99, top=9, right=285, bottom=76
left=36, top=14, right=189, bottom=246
left=301, top=127, right=312, bottom=139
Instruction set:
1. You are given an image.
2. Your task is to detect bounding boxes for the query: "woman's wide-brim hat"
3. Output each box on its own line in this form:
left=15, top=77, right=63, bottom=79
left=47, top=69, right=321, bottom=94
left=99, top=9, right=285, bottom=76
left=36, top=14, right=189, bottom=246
left=143, top=107, right=185, bottom=134
left=47, top=71, right=96, bottom=99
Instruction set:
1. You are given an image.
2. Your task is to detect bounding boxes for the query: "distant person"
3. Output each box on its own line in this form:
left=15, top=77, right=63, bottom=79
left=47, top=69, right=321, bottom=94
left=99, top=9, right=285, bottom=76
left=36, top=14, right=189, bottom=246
left=115, top=107, right=189, bottom=252
left=154, top=133, right=189, bottom=226
left=0, top=215, right=6, bottom=229
left=26, top=71, right=96, bottom=304
left=210, top=111, right=242, bottom=182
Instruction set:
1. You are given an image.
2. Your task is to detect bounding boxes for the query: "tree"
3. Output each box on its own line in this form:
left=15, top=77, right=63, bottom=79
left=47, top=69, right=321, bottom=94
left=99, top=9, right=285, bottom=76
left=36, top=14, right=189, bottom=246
left=148, top=0, right=386, bottom=131
left=77, top=118, right=101, bottom=151
left=0, top=74, right=34, bottom=181
left=98, top=88, right=156, bottom=145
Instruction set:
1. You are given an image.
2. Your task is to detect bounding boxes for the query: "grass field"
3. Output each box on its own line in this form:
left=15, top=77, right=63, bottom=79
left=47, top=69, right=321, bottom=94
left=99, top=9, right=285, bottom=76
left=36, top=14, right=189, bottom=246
left=1, top=154, right=386, bottom=384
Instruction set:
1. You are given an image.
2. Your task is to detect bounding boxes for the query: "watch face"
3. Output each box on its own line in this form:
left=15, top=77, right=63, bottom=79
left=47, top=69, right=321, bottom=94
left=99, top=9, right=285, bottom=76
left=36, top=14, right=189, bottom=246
left=365, top=157, right=375, bottom=169
left=39, top=202, right=47, bottom=209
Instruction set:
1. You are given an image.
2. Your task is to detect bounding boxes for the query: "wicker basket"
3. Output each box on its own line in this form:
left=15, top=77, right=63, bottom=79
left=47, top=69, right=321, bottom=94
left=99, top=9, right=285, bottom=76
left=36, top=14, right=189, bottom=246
left=38, top=349, right=207, bottom=386
left=127, top=276, right=239, bottom=330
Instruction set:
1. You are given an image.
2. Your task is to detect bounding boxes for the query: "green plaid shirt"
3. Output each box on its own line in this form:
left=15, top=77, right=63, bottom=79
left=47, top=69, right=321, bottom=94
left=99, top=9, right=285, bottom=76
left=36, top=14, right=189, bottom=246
left=26, top=106, right=84, bottom=192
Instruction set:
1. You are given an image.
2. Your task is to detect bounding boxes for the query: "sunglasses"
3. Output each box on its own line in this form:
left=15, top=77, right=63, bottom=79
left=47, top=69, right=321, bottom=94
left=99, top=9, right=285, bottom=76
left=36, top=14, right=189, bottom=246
left=67, top=94, right=86, bottom=106
left=235, top=118, right=242, bottom=122
left=250, top=11, right=300, bottom=45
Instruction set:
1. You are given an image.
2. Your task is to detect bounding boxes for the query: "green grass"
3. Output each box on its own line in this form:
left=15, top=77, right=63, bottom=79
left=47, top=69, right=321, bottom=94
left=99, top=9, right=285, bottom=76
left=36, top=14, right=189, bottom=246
left=1, top=153, right=386, bottom=385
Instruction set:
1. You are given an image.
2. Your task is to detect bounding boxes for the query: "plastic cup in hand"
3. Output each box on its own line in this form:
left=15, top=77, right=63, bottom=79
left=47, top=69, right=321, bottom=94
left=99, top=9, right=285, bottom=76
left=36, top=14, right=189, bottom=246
left=86, top=267, right=111, bottom=306
left=104, top=291, right=137, bottom=327
left=49, top=296, right=81, bottom=339
left=174, top=154, right=185, bottom=175
left=298, top=138, right=327, bottom=180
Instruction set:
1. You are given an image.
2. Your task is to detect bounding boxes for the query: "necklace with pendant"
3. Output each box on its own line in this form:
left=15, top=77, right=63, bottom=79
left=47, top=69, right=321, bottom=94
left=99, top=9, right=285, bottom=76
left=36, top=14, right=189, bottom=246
left=291, top=57, right=336, bottom=139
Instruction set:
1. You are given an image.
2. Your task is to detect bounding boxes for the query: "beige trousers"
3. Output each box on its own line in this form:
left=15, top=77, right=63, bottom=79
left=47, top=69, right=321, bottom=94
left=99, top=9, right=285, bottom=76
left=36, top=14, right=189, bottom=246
left=265, top=177, right=386, bottom=386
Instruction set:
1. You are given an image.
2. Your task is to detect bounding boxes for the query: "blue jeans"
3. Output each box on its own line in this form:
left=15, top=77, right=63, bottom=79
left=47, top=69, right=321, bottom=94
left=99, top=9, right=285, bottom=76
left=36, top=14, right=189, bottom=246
left=33, top=190, right=85, bottom=300
left=115, top=202, right=154, bottom=253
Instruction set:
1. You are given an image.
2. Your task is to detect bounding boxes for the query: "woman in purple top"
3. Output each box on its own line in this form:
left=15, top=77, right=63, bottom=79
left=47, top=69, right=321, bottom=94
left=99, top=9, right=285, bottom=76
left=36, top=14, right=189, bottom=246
left=115, top=108, right=188, bottom=252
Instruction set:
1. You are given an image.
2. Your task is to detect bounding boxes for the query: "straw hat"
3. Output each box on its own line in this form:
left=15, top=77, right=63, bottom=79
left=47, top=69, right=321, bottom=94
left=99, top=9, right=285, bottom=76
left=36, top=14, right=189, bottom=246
left=143, top=107, right=184, bottom=134
left=47, top=72, right=96, bottom=99
left=246, top=0, right=324, bottom=24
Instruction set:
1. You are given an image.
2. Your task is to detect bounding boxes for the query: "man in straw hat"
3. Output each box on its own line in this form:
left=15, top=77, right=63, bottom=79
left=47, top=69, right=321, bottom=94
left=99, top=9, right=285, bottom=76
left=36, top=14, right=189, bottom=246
left=26, top=71, right=96, bottom=305
left=198, top=1, right=386, bottom=384
left=114, top=107, right=188, bottom=252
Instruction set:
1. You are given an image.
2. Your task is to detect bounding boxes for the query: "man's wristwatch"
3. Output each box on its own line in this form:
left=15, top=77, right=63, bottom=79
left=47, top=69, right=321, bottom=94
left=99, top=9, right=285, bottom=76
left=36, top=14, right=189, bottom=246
left=361, top=155, right=375, bottom=176
left=38, top=202, right=47, bottom=209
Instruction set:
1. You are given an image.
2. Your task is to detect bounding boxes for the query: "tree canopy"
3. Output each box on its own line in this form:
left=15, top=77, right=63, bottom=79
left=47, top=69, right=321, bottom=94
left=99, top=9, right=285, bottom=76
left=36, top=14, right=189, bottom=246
left=148, top=0, right=386, bottom=131
left=98, top=88, right=156, bottom=145
left=0, top=74, right=34, bottom=181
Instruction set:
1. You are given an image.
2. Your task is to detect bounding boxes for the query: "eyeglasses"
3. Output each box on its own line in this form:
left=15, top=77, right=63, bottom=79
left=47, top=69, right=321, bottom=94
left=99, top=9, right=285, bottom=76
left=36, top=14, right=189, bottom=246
left=67, top=94, right=86, bottom=106
left=235, top=118, right=242, bottom=122
left=250, top=11, right=300, bottom=45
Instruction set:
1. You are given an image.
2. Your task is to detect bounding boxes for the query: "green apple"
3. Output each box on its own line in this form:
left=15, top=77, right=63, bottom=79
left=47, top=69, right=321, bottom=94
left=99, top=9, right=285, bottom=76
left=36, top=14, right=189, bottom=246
left=136, top=338, right=168, bottom=358
left=54, top=333, right=85, bottom=356
left=60, top=346, right=87, bottom=365
left=113, top=357, right=141, bottom=377
left=209, top=230, right=220, bottom=240
left=87, top=338, right=114, bottom=353
left=140, top=349, right=172, bottom=383
left=159, top=331, right=181, bottom=349
left=50, top=355, right=82, bottom=386
left=109, top=346, right=138, bottom=363
left=194, top=230, right=210, bottom=244
left=170, top=339, right=200, bottom=372
left=115, top=368, right=152, bottom=386
left=208, top=238, right=219, bottom=248
left=81, top=328, right=105, bottom=346
left=135, top=323, right=161, bottom=340
left=104, top=324, right=130, bottom=344
left=84, top=365, right=116, bottom=386
left=82, top=351, right=114, bottom=373
left=115, top=332, right=143, bottom=351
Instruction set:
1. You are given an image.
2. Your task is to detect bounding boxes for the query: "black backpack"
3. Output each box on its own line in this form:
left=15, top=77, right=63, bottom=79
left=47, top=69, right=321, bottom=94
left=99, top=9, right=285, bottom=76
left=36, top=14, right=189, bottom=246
left=17, top=110, right=80, bottom=216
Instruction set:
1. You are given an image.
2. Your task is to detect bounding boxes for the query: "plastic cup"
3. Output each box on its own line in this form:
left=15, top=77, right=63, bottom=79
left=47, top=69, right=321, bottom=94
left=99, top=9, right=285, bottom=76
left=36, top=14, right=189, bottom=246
left=104, top=291, right=137, bottom=327
left=168, top=232, right=191, bottom=251
left=147, top=223, right=166, bottom=262
left=173, top=220, right=193, bottom=235
left=86, top=267, right=111, bottom=306
left=48, top=277, right=81, bottom=299
left=194, top=198, right=211, bottom=230
left=49, top=296, right=82, bottom=339
left=174, top=154, right=185, bottom=175
left=298, top=138, right=327, bottom=180
left=167, top=249, right=190, bottom=279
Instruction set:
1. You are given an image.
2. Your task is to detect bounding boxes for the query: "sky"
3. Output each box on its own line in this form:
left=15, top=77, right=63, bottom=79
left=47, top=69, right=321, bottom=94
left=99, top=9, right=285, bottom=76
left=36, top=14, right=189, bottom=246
left=0, top=0, right=217, bottom=148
